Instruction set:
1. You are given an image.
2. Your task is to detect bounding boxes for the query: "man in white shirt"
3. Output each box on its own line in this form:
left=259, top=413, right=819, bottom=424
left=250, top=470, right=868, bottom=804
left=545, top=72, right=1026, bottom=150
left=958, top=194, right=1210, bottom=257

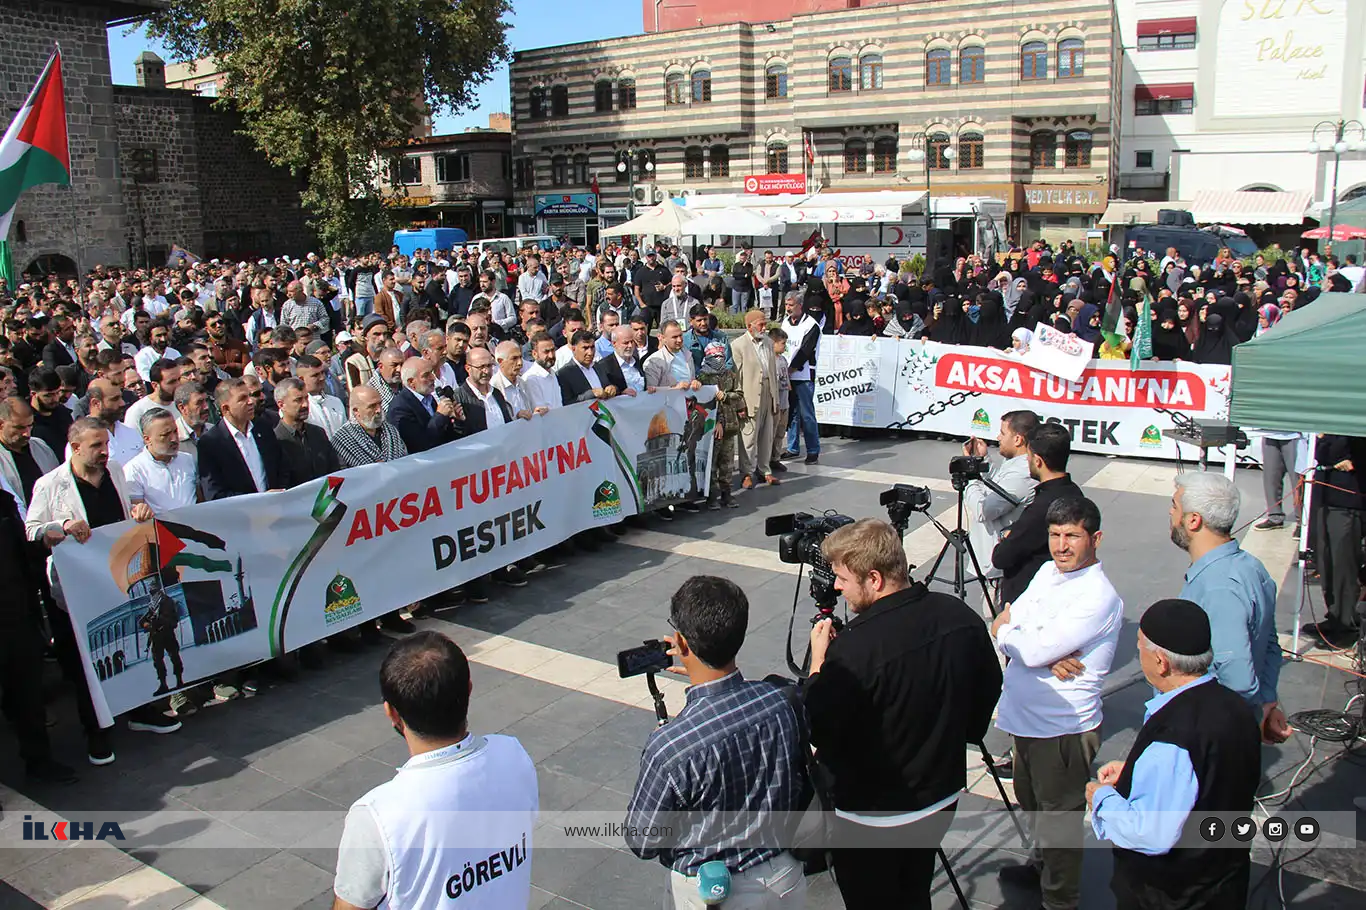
left=990, top=495, right=1123, bottom=910
left=84, top=378, right=145, bottom=466
left=516, top=253, right=548, bottom=304
left=124, top=408, right=198, bottom=516
left=643, top=319, right=701, bottom=392
left=141, top=282, right=171, bottom=317
left=491, top=341, right=540, bottom=420
left=962, top=411, right=1039, bottom=594
left=295, top=354, right=347, bottom=438
left=125, top=359, right=182, bottom=434
left=133, top=322, right=181, bottom=383
left=473, top=271, right=516, bottom=331
left=521, top=333, right=562, bottom=412
left=656, top=276, right=699, bottom=329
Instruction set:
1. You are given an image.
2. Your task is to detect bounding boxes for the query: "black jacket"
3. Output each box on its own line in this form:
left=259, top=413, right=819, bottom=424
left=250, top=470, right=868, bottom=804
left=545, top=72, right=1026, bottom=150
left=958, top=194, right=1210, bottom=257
left=273, top=420, right=341, bottom=487
left=197, top=418, right=286, bottom=500
left=804, top=583, right=1001, bottom=813
left=386, top=387, right=464, bottom=453
left=1312, top=434, right=1364, bottom=510
left=451, top=382, right=513, bottom=435
left=992, top=473, right=1084, bottom=605
left=595, top=353, right=647, bottom=395
left=556, top=361, right=602, bottom=406
left=41, top=339, right=75, bottom=369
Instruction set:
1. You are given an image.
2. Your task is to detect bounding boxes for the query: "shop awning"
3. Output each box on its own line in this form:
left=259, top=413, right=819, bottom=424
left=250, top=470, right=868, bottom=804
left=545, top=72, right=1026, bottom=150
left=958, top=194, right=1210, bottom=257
left=1098, top=200, right=1194, bottom=226
left=679, top=190, right=926, bottom=224
left=1189, top=190, right=1312, bottom=225
left=1137, top=17, right=1196, bottom=36
left=1134, top=83, right=1194, bottom=101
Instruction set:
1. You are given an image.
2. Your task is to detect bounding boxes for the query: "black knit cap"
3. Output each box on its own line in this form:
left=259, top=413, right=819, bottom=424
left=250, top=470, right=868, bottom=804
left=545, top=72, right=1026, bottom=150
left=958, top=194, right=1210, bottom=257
left=1140, top=598, right=1211, bottom=656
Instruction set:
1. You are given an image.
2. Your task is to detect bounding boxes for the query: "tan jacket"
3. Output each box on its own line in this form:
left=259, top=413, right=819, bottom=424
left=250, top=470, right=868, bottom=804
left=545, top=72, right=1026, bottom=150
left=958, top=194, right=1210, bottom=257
left=730, top=330, right=778, bottom=415
left=0, top=437, right=59, bottom=512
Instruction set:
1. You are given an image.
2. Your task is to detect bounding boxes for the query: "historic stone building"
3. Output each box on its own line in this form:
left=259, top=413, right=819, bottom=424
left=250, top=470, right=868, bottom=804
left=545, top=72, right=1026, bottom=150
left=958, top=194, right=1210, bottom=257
left=2, top=0, right=314, bottom=278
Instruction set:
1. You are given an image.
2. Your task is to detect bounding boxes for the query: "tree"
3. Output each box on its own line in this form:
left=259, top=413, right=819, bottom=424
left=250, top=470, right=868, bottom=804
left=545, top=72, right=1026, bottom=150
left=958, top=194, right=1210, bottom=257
left=149, top=0, right=509, bottom=251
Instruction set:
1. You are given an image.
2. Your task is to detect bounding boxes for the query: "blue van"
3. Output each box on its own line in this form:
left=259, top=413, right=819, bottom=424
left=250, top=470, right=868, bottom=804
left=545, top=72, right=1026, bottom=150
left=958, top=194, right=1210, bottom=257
left=392, top=227, right=468, bottom=257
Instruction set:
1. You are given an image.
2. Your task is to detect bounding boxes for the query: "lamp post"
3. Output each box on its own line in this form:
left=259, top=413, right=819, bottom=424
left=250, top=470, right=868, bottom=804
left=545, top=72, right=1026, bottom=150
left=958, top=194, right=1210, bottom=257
left=907, top=132, right=954, bottom=275
left=616, top=151, right=655, bottom=222
left=1307, top=119, right=1365, bottom=251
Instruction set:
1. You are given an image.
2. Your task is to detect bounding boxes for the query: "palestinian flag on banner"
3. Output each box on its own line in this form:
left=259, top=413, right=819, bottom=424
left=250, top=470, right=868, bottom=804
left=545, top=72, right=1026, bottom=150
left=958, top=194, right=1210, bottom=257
left=0, top=47, right=69, bottom=240
left=155, top=519, right=233, bottom=574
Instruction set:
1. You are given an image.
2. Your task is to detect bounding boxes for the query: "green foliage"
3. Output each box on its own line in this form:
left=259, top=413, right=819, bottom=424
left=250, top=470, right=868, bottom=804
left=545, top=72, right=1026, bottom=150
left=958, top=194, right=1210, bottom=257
left=1239, top=244, right=1287, bottom=269
left=148, top=0, right=509, bottom=252
left=899, top=253, right=926, bottom=278
left=716, top=250, right=736, bottom=272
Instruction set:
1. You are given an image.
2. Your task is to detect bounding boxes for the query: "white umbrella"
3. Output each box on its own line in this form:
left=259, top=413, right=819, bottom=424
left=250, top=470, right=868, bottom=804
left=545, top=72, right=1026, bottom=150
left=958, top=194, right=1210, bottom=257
left=600, top=201, right=697, bottom=238
left=680, top=207, right=786, bottom=238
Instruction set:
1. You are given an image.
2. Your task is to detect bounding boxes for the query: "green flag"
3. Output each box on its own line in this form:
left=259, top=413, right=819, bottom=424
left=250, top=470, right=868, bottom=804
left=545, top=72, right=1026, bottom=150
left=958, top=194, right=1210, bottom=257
left=0, top=240, right=13, bottom=292
left=1131, top=290, right=1153, bottom=369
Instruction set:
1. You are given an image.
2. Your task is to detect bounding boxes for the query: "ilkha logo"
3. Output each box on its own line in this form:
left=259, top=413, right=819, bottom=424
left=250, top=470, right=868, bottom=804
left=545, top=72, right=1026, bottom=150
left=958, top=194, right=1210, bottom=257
left=592, top=481, right=623, bottom=520
left=971, top=408, right=992, bottom=431
left=1140, top=425, right=1164, bottom=448
left=22, top=815, right=124, bottom=842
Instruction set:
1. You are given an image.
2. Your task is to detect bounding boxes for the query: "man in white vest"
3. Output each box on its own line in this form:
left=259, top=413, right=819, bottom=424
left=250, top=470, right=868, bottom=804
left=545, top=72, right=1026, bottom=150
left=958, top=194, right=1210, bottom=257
left=333, top=632, right=538, bottom=909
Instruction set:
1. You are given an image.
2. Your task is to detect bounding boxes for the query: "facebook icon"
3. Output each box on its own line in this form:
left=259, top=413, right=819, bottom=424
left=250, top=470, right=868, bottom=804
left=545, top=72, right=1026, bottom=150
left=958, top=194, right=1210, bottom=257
left=1199, top=817, right=1225, bottom=842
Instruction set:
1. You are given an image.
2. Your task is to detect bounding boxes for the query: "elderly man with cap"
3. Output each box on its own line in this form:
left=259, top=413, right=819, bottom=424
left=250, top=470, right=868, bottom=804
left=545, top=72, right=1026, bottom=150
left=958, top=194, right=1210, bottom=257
left=1088, top=598, right=1261, bottom=910
left=345, top=314, right=391, bottom=395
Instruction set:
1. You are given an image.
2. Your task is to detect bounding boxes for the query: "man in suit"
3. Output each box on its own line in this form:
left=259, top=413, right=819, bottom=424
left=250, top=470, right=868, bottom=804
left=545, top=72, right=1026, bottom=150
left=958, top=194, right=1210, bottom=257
left=629, top=315, right=659, bottom=362
left=41, top=314, right=77, bottom=369
left=386, top=357, right=465, bottom=454
left=556, top=330, right=618, bottom=406
left=451, top=347, right=514, bottom=433
left=595, top=326, right=646, bottom=398
left=198, top=377, right=286, bottom=500
left=731, top=308, right=780, bottom=488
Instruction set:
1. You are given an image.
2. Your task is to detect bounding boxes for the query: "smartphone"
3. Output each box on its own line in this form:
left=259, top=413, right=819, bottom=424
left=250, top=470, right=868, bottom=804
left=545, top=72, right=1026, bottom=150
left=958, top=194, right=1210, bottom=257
left=617, top=640, right=672, bottom=678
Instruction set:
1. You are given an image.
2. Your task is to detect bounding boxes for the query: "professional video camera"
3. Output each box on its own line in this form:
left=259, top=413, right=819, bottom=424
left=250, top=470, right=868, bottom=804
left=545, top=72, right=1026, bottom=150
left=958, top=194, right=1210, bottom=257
left=880, top=483, right=932, bottom=535
left=948, top=454, right=988, bottom=489
left=767, top=512, right=853, bottom=622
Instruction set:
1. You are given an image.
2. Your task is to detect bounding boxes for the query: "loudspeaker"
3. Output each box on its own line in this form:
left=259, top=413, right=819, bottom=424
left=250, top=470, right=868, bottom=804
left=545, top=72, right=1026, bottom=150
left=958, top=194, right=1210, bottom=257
left=926, top=229, right=954, bottom=272
left=1157, top=209, right=1194, bottom=226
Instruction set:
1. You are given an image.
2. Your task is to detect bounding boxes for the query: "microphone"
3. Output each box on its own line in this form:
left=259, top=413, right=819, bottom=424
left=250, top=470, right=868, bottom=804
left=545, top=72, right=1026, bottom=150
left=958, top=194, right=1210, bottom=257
left=697, top=860, right=731, bottom=905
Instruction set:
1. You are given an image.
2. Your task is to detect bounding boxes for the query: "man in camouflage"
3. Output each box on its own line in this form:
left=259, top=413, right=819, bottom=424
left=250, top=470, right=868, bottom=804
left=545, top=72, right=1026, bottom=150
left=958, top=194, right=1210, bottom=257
left=698, top=339, right=740, bottom=509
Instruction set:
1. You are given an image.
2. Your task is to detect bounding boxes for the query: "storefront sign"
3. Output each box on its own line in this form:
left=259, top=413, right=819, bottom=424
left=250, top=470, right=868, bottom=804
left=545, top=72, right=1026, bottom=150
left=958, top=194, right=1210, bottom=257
left=387, top=195, right=433, bottom=207
left=744, top=174, right=807, bottom=195
left=534, top=193, right=598, bottom=216
left=1018, top=185, right=1107, bottom=213
left=1212, top=0, right=1347, bottom=119
left=599, top=206, right=630, bottom=218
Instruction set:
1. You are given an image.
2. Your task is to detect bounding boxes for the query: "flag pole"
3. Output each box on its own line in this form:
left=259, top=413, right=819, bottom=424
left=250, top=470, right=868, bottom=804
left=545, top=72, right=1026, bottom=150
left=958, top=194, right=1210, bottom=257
left=55, top=43, right=82, bottom=291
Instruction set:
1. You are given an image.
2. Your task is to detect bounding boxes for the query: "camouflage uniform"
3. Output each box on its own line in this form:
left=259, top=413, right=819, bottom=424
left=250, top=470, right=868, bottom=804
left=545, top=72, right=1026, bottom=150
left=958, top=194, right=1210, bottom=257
left=701, top=366, right=741, bottom=506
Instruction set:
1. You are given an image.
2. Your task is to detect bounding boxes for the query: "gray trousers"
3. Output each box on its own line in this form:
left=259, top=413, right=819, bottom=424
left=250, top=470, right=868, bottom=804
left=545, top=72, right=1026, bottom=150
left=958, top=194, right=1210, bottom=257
left=1012, top=728, right=1101, bottom=910
left=738, top=391, right=775, bottom=479
left=1262, top=437, right=1300, bottom=523
left=1314, top=505, right=1364, bottom=629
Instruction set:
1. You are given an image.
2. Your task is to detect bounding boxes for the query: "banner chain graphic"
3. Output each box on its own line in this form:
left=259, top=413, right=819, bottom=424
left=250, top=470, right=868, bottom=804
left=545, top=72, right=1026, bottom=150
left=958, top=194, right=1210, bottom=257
left=1151, top=405, right=1198, bottom=434
left=885, top=390, right=982, bottom=431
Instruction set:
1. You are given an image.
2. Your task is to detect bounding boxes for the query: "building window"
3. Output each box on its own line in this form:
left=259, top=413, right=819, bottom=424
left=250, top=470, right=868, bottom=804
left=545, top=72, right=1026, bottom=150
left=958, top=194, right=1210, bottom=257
left=1020, top=41, right=1048, bottom=81
left=665, top=72, right=684, bottom=105
left=859, top=53, right=883, bottom=91
left=1135, top=97, right=1193, bottom=115
left=873, top=137, right=897, bottom=173
left=571, top=153, right=590, bottom=184
left=1030, top=131, right=1057, bottom=168
left=960, top=45, right=985, bottom=84
left=710, top=144, right=729, bottom=178
left=685, top=146, right=706, bottom=179
left=1138, top=32, right=1196, bottom=51
left=502, top=154, right=511, bottom=179
left=1058, top=38, right=1084, bottom=78
left=195, top=80, right=218, bottom=97
left=1064, top=131, right=1092, bottom=167
left=529, top=87, right=546, bottom=120
left=844, top=139, right=867, bottom=174
left=1137, top=19, right=1197, bottom=51
left=828, top=56, right=853, bottom=93
left=618, top=79, right=637, bottom=109
left=636, top=149, right=656, bottom=181
left=1135, top=150, right=1154, bottom=169
left=550, top=85, right=569, bottom=117
left=926, top=49, right=951, bottom=86
left=928, top=132, right=951, bottom=170
left=394, top=156, right=422, bottom=185
left=767, top=142, right=789, bottom=174
left=959, top=132, right=984, bottom=169
left=594, top=80, right=614, bottom=112
left=766, top=64, right=788, bottom=99
left=128, top=148, right=158, bottom=183
left=551, top=155, right=568, bottom=186
left=514, top=158, right=534, bottom=190
left=436, top=153, right=471, bottom=183
left=691, top=70, right=712, bottom=104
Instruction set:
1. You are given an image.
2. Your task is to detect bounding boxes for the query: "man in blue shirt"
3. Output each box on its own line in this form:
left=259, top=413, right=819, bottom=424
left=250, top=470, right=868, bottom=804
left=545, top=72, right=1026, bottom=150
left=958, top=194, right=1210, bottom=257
left=681, top=304, right=734, bottom=372
left=1088, top=598, right=1261, bottom=910
left=1169, top=471, right=1290, bottom=743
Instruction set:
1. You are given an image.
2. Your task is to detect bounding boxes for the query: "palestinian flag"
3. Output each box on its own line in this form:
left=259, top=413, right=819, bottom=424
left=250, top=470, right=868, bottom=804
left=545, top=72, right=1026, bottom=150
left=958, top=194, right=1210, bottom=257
left=155, top=519, right=232, bottom=574
left=0, top=48, right=69, bottom=240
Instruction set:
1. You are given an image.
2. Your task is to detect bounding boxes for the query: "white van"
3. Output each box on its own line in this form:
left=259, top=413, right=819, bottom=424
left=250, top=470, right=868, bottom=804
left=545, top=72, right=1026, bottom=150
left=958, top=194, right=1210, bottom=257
left=475, top=235, right=559, bottom=259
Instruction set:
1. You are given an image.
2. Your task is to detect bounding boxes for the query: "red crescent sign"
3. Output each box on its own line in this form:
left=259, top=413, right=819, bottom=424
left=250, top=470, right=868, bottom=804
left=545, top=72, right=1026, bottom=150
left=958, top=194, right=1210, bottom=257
left=889, top=227, right=904, bottom=244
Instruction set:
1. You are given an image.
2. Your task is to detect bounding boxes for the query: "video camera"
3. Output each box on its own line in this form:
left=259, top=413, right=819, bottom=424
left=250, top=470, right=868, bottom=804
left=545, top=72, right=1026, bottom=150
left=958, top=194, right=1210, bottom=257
left=948, top=454, right=988, bottom=490
left=766, top=512, right=854, bottom=621
left=880, top=483, right=932, bottom=534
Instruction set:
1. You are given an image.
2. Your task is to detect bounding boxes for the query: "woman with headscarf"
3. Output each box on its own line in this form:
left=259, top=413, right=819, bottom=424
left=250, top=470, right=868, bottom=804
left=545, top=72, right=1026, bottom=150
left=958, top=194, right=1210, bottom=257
left=923, top=297, right=956, bottom=342
left=958, top=292, right=1012, bottom=349
left=1009, top=327, right=1034, bottom=355
left=1001, top=276, right=1026, bottom=323
left=1190, top=311, right=1236, bottom=365
left=1230, top=291, right=1259, bottom=342
left=1255, top=303, right=1282, bottom=337
left=1150, top=307, right=1191, bottom=360
left=1073, top=302, right=1102, bottom=353
left=838, top=298, right=877, bottom=336
left=882, top=295, right=925, bottom=339
left=1176, top=299, right=1200, bottom=348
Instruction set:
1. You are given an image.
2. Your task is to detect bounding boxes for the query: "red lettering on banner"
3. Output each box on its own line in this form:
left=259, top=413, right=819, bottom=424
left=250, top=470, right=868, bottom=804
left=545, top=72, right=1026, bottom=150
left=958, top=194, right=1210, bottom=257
left=345, top=484, right=448, bottom=546
left=934, top=353, right=1205, bottom=410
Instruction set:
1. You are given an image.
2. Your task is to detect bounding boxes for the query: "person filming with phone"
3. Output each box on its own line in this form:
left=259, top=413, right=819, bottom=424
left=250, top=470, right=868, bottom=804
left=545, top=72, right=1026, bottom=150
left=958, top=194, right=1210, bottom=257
left=962, top=410, right=1039, bottom=602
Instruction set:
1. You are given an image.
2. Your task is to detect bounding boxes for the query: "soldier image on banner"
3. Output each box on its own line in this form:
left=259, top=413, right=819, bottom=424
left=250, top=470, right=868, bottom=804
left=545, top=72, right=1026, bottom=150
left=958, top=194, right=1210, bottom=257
left=142, top=588, right=184, bottom=695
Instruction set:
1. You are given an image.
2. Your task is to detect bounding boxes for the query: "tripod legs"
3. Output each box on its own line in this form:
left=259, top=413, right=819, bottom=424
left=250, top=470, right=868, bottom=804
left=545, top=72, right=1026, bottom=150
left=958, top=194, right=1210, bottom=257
left=938, top=849, right=970, bottom=910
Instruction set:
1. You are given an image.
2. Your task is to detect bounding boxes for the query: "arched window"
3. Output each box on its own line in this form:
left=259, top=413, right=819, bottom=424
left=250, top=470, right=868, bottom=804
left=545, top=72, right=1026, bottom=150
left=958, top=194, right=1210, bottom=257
left=928, top=132, right=952, bottom=170
left=1030, top=131, right=1057, bottom=168
left=684, top=146, right=705, bottom=179
left=765, top=64, right=788, bottom=99
left=860, top=53, right=883, bottom=91
left=551, top=155, right=568, bottom=186
left=1021, top=41, right=1048, bottom=81
left=926, top=49, right=951, bottom=86
left=1065, top=130, right=1092, bottom=167
left=571, top=154, right=590, bottom=184
left=959, top=131, right=984, bottom=169
left=594, top=80, right=613, bottom=113
left=710, top=144, right=730, bottom=178
left=767, top=141, right=789, bottom=174
left=1058, top=38, right=1084, bottom=78
left=665, top=72, right=684, bottom=105
left=873, top=137, right=897, bottom=173
left=691, top=69, right=712, bottom=104
left=844, top=139, right=868, bottom=174
left=550, top=85, right=569, bottom=117
left=960, top=45, right=985, bottom=84
left=829, top=56, right=853, bottom=93
left=618, top=78, right=637, bottom=110
left=529, top=87, right=546, bottom=120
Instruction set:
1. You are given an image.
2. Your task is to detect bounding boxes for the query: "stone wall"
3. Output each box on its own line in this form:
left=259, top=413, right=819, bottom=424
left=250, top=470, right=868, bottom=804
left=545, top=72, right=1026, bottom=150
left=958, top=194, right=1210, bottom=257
left=113, top=86, right=203, bottom=268
left=1, top=0, right=128, bottom=273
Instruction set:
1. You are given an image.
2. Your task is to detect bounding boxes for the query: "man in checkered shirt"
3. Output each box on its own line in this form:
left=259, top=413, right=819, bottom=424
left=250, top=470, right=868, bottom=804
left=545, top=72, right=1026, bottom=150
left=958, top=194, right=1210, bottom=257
left=625, top=576, right=811, bottom=909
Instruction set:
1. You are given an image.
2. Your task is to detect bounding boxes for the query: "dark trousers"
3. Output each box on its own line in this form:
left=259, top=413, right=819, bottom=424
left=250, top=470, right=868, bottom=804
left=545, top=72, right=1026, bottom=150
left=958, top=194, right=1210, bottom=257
left=151, top=634, right=183, bottom=685
left=1314, top=504, right=1364, bottom=629
left=49, top=606, right=103, bottom=736
left=0, top=620, right=52, bottom=764
left=1012, top=729, right=1101, bottom=910
left=830, top=803, right=957, bottom=910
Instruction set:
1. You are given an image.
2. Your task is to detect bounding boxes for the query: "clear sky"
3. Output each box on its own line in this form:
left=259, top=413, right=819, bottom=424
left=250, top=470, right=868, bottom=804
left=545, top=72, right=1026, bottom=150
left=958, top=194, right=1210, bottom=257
left=105, top=0, right=644, bottom=133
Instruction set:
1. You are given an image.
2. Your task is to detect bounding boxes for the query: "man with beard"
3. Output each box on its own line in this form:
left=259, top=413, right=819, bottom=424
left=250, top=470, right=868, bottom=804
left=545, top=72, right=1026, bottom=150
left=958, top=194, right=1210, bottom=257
left=445, top=264, right=477, bottom=317
left=436, top=321, right=470, bottom=391
left=86, top=378, right=146, bottom=466
left=134, top=321, right=180, bottom=384
left=205, top=311, right=248, bottom=377
left=293, top=354, right=346, bottom=438
left=274, top=377, right=342, bottom=487
left=520, top=332, right=562, bottom=413
left=333, top=385, right=408, bottom=468
left=992, top=423, right=1084, bottom=607
left=27, top=368, right=74, bottom=456
left=197, top=378, right=286, bottom=500
left=41, top=313, right=77, bottom=369
left=386, top=357, right=465, bottom=454
left=345, top=314, right=391, bottom=394
left=368, top=348, right=405, bottom=416
left=173, top=382, right=210, bottom=459
left=124, top=359, right=182, bottom=436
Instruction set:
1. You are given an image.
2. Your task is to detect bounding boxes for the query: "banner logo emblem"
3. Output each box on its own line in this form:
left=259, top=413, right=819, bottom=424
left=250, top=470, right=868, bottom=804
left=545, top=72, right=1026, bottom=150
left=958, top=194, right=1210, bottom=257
left=592, top=481, right=623, bottom=520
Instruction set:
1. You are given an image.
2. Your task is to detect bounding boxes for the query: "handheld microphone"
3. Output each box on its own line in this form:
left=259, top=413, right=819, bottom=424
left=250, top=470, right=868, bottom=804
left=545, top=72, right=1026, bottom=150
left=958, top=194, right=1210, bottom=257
left=697, top=860, right=731, bottom=905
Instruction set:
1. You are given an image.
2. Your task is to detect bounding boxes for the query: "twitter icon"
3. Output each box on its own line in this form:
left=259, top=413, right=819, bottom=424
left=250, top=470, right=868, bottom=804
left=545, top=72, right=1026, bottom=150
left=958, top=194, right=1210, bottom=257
left=1230, top=817, right=1256, bottom=842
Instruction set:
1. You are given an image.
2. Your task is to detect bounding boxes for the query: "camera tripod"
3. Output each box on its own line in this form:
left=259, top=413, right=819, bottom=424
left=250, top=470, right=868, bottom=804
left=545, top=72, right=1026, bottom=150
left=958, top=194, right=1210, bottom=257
left=921, top=472, right=1019, bottom=617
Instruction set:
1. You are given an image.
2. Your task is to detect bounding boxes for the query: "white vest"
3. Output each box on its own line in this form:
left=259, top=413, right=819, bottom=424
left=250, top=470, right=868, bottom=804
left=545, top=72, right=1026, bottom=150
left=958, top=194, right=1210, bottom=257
left=781, top=314, right=820, bottom=381
left=362, top=734, right=538, bottom=909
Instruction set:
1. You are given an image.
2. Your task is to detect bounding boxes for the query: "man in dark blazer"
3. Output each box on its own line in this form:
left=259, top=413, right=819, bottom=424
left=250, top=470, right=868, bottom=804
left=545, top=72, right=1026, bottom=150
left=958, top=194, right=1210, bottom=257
left=595, top=325, right=646, bottom=398
left=198, top=377, right=286, bottom=500
left=386, top=357, right=465, bottom=453
left=452, top=347, right=514, bottom=434
left=40, top=315, right=77, bottom=369
left=556, top=330, right=616, bottom=406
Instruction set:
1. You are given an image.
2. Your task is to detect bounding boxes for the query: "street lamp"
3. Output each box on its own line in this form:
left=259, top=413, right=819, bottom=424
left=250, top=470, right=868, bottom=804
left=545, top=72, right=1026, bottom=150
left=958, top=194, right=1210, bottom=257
left=907, top=133, right=954, bottom=274
left=1307, top=119, right=1365, bottom=250
left=616, top=150, right=655, bottom=221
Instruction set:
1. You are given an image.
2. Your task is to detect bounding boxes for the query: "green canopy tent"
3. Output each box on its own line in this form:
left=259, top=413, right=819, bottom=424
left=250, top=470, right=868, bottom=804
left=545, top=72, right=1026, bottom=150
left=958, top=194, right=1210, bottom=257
left=1229, top=292, right=1366, bottom=436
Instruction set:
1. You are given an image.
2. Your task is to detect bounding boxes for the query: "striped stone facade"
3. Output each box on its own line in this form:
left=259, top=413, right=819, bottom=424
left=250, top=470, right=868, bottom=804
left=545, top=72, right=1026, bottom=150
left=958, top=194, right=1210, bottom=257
left=510, top=0, right=1119, bottom=239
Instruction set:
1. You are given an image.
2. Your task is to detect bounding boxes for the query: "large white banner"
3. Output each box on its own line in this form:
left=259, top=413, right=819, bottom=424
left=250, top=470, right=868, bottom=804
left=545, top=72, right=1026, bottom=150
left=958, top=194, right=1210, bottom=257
left=54, top=392, right=716, bottom=724
left=814, top=336, right=1243, bottom=461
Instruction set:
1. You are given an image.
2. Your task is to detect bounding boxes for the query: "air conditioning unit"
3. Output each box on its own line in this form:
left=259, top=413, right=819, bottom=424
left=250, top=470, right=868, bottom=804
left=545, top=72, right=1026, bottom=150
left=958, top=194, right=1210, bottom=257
left=677, top=188, right=693, bottom=198
left=632, top=186, right=650, bottom=204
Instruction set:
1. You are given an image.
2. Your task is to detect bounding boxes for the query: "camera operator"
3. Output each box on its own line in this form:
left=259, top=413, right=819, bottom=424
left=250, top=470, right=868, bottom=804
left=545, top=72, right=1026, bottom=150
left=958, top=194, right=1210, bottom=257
left=804, top=519, right=1002, bottom=909
left=625, top=576, right=811, bottom=909
left=962, top=410, right=1040, bottom=597
left=991, top=422, right=1083, bottom=606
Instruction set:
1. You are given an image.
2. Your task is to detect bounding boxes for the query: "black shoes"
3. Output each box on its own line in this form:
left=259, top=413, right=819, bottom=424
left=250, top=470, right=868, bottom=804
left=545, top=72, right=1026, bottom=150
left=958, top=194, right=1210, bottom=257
left=87, top=731, right=115, bottom=766
left=1302, top=618, right=1359, bottom=649
left=804, top=453, right=819, bottom=465
left=997, top=861, right=1040, bottom=889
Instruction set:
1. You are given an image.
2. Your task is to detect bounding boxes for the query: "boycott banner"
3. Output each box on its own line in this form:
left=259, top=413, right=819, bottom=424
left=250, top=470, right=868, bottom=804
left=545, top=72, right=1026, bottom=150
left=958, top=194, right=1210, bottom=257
left=815, top=336, right=1245, bottom=462
left=53, top=391, right=717, bottom=724
left=1019, top=322, right=1092, bottom=382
